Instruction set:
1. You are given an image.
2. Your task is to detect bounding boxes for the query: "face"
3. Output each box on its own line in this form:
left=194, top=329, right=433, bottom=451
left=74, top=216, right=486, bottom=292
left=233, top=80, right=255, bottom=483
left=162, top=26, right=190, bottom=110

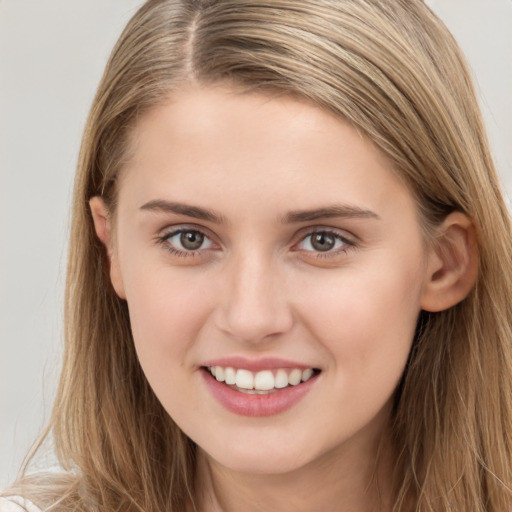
left=97, top=85, right=433, bottom=475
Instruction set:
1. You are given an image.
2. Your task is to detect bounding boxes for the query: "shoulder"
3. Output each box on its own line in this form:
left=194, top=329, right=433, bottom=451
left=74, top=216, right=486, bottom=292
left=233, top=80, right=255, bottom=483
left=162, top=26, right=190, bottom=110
left=0, top=497, right=43, bottom=512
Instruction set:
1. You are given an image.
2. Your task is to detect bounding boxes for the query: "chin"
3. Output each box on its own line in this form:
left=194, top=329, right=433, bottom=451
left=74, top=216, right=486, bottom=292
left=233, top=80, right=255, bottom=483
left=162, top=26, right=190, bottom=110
left=210, top=449, right=309, bottom=475
left=198, top=429, right=322, bottom=476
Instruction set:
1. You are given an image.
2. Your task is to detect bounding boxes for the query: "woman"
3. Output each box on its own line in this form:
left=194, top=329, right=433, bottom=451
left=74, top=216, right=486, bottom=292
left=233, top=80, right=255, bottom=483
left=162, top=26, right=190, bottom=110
left=2, top=0, right=512, bottom=510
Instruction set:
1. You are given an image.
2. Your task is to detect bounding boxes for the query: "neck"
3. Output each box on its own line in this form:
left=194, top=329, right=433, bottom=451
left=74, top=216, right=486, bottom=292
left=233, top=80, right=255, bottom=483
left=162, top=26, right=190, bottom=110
left=194, top=418, right=395, bottom=512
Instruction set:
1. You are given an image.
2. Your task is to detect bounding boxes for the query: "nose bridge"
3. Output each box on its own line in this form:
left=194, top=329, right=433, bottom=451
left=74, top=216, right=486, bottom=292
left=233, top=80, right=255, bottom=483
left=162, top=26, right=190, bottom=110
left=218, top=246, right=293, bottom=343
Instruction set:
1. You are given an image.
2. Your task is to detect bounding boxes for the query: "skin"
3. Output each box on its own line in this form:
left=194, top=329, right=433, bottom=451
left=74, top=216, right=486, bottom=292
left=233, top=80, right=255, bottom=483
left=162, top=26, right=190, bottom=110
left=90, top=84, right=477, bottom=512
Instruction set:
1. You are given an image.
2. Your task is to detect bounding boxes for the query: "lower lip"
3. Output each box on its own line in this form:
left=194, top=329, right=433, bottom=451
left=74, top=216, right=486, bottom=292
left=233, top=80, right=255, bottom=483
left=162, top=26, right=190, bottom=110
left=201, top=369, right=318, bottom=417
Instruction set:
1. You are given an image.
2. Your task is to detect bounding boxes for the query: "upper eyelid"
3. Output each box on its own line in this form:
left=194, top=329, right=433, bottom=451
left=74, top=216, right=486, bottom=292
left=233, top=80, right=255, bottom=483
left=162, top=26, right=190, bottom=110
left=295, top=226, right=357, bottom=243
left=158, top=223, right=215, bottom=240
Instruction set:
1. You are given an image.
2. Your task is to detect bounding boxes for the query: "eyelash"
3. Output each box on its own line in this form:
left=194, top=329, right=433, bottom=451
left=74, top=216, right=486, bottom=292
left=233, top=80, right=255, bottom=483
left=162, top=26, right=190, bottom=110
left=157, top=228, right=215, bottom=258
left=295, top=229, right=355, bottom=258
left=156, top=227, right=355, bottom=259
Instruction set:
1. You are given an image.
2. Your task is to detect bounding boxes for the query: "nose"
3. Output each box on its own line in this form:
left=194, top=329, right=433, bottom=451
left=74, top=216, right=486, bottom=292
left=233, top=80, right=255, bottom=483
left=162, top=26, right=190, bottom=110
left=215, top=251, right=294, bottom=344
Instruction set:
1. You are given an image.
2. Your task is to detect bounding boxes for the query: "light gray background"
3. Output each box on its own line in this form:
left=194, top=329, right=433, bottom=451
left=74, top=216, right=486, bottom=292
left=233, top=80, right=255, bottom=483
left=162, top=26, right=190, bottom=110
left=1, top=0, right=511, bottom=487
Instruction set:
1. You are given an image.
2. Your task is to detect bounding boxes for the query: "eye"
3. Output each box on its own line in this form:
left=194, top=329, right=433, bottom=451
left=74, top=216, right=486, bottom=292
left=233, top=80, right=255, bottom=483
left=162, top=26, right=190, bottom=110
left=297, top=230, right=353, bottom=254
left=159, top=228, right=215, bottom=256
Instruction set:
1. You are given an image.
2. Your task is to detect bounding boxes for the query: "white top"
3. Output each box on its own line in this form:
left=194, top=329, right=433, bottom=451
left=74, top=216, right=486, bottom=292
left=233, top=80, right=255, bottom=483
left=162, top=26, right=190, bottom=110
left=0, top=497, right=42, bottom=512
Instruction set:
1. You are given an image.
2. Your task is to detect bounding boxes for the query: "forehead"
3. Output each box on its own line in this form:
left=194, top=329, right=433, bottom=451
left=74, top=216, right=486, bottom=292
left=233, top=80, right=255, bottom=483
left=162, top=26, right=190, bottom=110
left=119, top=84, right=417, bottom=223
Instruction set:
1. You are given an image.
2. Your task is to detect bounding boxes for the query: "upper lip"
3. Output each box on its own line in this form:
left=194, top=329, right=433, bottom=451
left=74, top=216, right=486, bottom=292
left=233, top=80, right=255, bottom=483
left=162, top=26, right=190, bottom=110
left=201, top=356, right=318, bottom=372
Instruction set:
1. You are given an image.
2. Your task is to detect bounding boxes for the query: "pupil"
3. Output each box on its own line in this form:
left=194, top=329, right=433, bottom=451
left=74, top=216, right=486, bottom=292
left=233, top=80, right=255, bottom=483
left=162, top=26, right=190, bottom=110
left=311, top=232, right=335, bottom=252
left=180, top=231, right=204, bottom=250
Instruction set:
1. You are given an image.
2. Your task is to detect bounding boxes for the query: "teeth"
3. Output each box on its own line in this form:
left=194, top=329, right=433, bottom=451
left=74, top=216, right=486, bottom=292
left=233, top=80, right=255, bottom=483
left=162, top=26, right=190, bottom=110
left=302, top=368, right=314, bottom=382
left=207, top=366, right=317, bottom=391
left=215, top=366, right=225, bottom=382
left=224, top=367, right=236, bottom=385
left=288, top=369, right=302, bottom=386
left=254, top=370, right=274, bottom=391
left=274, top=369, right=289, bottom=389
left=235, top=369, right=254, bottom=390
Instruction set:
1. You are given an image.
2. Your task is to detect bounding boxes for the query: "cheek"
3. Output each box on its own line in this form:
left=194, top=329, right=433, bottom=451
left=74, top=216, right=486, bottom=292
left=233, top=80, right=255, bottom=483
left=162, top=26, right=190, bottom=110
left=297, top=255, right=423, bottom=380
left=118, top=253, right=216, bottom=384
left=300, top=264, right=422, bottom=439
left=121, top=266, right=223, bottom=423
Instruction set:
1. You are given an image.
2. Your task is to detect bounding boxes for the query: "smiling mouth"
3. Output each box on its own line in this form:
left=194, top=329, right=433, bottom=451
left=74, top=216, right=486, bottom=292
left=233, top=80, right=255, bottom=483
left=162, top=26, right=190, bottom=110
left=204, top=366, right=321, bottom=394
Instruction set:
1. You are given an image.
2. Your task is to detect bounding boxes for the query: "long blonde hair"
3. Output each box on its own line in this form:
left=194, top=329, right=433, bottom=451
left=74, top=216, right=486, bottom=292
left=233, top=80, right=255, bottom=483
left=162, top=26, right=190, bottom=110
left=7, top=1, right=512, bottom=510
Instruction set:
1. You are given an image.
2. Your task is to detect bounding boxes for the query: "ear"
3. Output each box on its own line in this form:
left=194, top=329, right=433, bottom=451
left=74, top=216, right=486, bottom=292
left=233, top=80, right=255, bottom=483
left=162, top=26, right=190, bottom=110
left=89, top=196, right=126, bottom=299
left=421, top=212, right=478, bottom=312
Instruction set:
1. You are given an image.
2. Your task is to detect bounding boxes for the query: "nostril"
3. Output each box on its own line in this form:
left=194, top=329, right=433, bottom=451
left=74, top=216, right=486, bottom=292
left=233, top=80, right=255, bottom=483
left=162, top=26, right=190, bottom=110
left=214, top=270, right=294, bottom=343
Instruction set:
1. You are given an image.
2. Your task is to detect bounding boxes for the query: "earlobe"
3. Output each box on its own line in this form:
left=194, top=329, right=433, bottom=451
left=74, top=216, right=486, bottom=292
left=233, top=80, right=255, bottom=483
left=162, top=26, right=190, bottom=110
left=421, top=212, right=478, bottom=312
left=89, top=196, right=126, bottom=299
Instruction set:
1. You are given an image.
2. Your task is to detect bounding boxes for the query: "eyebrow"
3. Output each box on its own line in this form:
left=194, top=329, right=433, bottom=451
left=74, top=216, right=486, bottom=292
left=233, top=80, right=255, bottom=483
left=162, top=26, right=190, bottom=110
left=282, top=205, right=380, bottom=223
left=139, top=199, right=225, bottom=223
left=139, top=199, right=380, bottom=224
